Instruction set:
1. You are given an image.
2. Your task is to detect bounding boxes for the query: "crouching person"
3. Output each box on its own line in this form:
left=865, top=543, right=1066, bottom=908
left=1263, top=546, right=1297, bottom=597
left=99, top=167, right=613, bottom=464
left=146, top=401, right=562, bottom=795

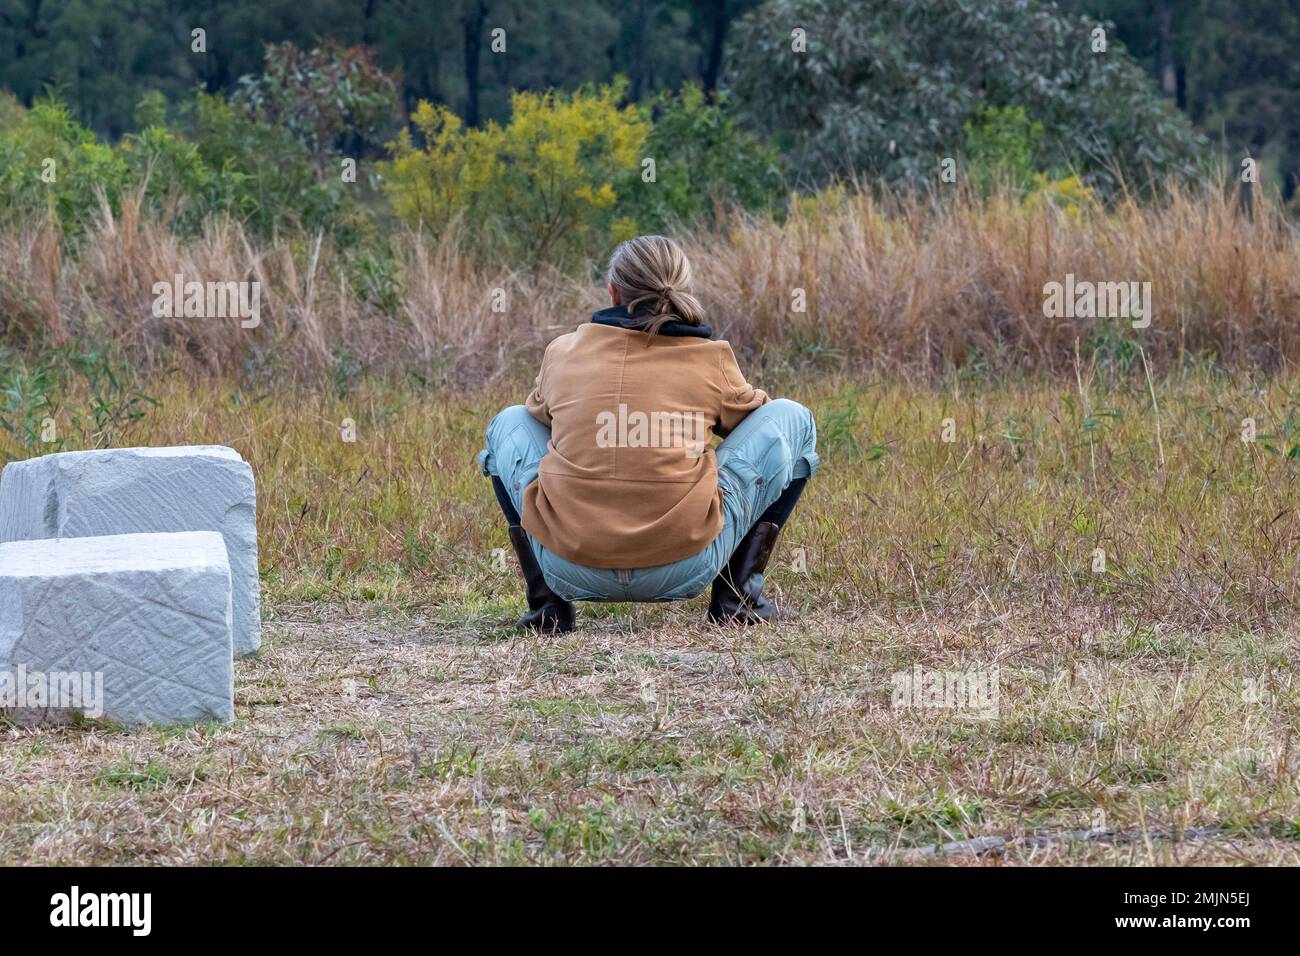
left=478, top=235, right=818, bottom=632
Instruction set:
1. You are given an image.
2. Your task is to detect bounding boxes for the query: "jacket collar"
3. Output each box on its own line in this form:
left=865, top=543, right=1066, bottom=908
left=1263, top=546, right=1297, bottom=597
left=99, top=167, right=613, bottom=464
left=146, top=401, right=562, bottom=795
left=591, top=304, right=713, bottom=339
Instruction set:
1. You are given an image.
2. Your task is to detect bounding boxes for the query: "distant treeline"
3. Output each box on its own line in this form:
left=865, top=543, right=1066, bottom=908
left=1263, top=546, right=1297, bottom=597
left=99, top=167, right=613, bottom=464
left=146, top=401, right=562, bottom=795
left=0, top=1, right=1296, bottom=197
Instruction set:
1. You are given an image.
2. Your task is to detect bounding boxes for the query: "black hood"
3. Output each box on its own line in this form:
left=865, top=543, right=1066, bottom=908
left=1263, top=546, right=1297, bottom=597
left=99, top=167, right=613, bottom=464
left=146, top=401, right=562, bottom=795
left=591, top=304, right=713, bottom=339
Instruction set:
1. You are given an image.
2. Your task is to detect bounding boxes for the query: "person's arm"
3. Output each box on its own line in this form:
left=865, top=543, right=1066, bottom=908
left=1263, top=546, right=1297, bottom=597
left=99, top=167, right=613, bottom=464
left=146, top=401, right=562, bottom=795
left=525, top=348, right=552, bottom=426
left=716, top=342, right=770, bottom=437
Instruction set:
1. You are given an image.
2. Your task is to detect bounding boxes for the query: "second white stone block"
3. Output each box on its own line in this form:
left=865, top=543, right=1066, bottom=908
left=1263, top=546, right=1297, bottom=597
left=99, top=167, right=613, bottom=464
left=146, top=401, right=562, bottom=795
left=0, top=445, right=261, bottom=656
left=0, top=531, right=234, bottom=726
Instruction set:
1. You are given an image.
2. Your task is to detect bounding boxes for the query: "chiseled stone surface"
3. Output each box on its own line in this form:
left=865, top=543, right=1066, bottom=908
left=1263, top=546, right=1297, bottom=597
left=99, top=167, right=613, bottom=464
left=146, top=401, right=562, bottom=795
left=0, top=445, right=260, bottom=657
left=0, top=531, right=234, bottom=726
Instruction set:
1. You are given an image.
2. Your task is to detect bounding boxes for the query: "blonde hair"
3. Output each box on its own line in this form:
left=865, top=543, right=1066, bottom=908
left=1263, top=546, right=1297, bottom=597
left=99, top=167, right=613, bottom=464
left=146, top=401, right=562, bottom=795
left=606, top=235, right=706, bottom=334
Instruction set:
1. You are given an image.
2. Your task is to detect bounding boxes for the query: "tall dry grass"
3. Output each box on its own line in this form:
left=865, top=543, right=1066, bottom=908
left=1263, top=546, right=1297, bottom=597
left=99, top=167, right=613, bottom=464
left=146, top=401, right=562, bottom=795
left=0, top=190, right=597, bottom=385
left=1, top=184, right=1297, bottom=383
left=693, top=184, right=1300, bottom=375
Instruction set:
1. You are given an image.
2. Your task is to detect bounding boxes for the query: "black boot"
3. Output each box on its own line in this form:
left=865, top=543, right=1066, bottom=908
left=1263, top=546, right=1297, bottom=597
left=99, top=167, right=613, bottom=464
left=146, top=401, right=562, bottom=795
left=507, top=525, right=576, bottom=633
left=707, top=521, right=787, bottom=625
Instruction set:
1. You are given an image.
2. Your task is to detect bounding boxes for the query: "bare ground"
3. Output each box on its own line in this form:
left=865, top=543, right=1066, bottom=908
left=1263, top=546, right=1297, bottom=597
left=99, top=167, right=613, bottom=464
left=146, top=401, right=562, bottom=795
left=3, top=595, right=1297, bottom=866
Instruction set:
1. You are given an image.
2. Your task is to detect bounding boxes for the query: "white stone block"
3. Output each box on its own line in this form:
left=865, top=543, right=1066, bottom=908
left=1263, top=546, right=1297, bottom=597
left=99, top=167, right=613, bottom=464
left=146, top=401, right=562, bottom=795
left=0, top=531, right=234, bottom=726
left=0, top=445, right=260, bottom=656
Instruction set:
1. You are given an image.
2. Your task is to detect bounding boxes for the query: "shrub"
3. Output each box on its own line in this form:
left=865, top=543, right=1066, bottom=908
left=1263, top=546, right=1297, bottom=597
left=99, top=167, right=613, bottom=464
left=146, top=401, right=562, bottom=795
left=0, top=347, right=156, bottom=456
left=1025, top=173, right=1097, bottom=221
left=0, top=88, right=361, bottom=239
left=189, top=92, right=352, bottom=236
left=964, top=106, right=1044, bottom=195
left=0, top=95, right=128, bottom=233
left=381, top=103, right=476, bottom=236
left=382, top=81, right=650, bottom=268
left=118, top=122, right=243, bottom=237
left=618, top=85, right=786, bottom=231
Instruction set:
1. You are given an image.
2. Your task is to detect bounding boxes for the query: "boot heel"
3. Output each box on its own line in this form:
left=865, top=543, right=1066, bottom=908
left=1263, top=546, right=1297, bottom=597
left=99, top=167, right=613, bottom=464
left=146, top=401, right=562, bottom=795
left=507, top=526, right=576, bottom=633
left=707, top=521, right=785, bottom=625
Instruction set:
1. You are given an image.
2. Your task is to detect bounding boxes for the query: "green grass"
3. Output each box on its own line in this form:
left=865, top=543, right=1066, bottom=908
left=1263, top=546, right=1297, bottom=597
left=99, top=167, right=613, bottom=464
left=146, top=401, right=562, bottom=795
left=1, top=367, right=1298, bottom=864
left=95, top=760, right=173, bottom=793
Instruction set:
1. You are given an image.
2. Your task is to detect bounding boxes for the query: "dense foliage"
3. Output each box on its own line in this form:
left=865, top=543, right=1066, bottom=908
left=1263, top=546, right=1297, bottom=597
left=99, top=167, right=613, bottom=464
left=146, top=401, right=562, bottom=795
left=2, top=1, right=1291, bottom=201
left=382, top=82, right=649, bottom=268
left=728, top=0, right=1207, bottom=194
left=1, top=0, right=1298, bottom=376
left=233, top=42, right=399, bottom=170
left=0, top=40, right=399, bottom=239
left=1061, top=0, right=1300, bottom=201
left=622, top=85, right=787, bottom=233
left=0, top=0, right=752, bottom=137
left=381, top=81, right=787, bottom=264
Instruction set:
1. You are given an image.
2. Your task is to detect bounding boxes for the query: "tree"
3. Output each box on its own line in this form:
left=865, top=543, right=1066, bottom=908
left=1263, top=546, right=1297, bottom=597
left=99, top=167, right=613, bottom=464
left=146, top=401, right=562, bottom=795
left=1064, top=0, right=1300, bottom=202
left=461, top=0, right=489, bottom=126
left=682, top=0, right=759, bottom=96
left=727, top=0, right=1206, bottom=195
left=233, top=41, right=399, bottom=171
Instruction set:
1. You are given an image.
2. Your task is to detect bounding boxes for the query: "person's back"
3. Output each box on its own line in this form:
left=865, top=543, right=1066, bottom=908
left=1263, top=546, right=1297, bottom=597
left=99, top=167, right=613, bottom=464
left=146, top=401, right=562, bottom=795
left=478, top=235, right=818, bottom=632
left=523, top=318, right=768, bottom=568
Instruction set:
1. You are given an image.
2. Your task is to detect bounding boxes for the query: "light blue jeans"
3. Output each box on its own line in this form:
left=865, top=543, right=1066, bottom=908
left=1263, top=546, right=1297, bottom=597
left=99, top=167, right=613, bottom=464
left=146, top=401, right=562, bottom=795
left=478, top=399, right=819, bottom=602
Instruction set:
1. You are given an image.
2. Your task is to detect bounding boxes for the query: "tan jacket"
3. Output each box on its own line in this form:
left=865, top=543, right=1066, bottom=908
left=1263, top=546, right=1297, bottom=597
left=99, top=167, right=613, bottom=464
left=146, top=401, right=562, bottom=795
left=523, top=318, right=769, bottom=568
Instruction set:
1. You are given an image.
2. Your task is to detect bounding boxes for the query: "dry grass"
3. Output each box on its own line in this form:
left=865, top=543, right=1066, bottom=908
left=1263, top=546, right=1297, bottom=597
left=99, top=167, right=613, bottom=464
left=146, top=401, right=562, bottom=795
left=1, top=368, right=1298, bottom=864
left=3, top=185, right=1299, bottom=382
left=1, top=603, right=1295, bottom=865
left=0, top=194, right=594, bottom=384
left=697, top=185, right=1300, bottom=375
left=11, top=365, right=1292, bottom=621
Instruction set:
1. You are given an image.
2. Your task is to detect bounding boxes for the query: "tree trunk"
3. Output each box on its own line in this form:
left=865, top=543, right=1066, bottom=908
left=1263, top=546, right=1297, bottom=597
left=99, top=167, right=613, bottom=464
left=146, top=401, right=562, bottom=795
left=1156, top=0, right=1176, bottom=97
left=362, top=0, right=380, bottom=45
left=701, top=0, right=728, bottom=95
left=629, top=0, right=652, bottom=101
left=462, top=0, right=488, bottom=127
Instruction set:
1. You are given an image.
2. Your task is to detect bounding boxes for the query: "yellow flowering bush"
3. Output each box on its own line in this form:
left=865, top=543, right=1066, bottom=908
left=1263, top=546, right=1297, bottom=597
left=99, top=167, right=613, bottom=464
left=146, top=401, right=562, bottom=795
left=381, top=81, right=649, bottom=268
left=1025, top=173, right=1097, bottom=222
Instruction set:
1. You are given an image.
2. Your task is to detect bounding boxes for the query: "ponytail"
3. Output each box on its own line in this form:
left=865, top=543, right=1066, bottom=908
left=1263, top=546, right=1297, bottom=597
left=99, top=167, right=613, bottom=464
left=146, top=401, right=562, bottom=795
left=606, top=235, right=705, bottom=334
